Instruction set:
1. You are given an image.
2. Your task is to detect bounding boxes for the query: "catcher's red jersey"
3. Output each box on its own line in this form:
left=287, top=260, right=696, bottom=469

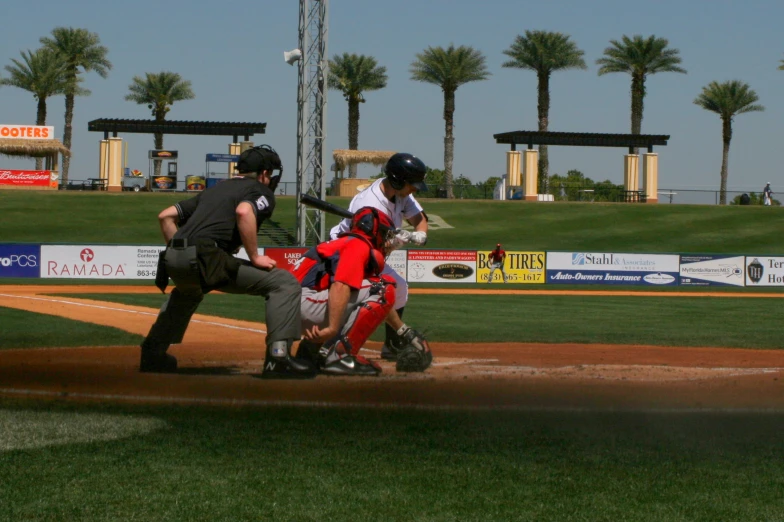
left=289, top=236, right=384, bottom=291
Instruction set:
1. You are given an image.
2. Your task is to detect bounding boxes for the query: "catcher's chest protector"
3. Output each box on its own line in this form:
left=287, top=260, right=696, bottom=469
left=341, top=279, right=396, bottom=355
left=292, top=237, right=385, bottom=290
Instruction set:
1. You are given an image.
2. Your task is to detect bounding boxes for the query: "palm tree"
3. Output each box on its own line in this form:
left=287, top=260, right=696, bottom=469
left=597, top=35, right=686, bottom=152
left=502, top=31, right=587, bottom=190
left=125, top=72, right=195, bottom=177
left=410, top=44, right=489, bottom=199
left=41, top=27, right=112, bottom=185
left=694, top=80, right=764, bottom=205
left=328, top=53, right=387, bottom=178
left=1, top=48, right=77, bottom=169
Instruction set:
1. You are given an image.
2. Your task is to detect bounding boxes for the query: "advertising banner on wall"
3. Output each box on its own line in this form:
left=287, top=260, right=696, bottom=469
left=264, top=247, right=308, bottom=271
left=547, top=252, right=679, bottom=285
left=0, top=124, right=53, bottom=139
left=476, top=250, right=546, bottom=284
left=407, top=250, right=476, bottom=283
left=680, top=255, right=745, bottom=286
left=0, top=170, right=56, bottom=188
left=745, top=257, right=784, bottom=286
left=41, top=245, right=165, bottom=279
left=386, top=250, right=407, bottom=281
left=0, top=244, right=40, bottom=278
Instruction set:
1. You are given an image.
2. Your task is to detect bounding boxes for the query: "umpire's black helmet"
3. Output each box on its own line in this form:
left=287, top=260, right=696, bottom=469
left=236, top=145, right=282, bottom=175
left=385, top=153, right=427, bottom=192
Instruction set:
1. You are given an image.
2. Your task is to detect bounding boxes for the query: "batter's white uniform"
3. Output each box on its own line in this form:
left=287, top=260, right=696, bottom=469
left=329, top=178, right=424, bottom=309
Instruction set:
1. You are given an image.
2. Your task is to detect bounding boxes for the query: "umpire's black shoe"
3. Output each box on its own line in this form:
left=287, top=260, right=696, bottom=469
left=139, top=351, right=178, bottom=373
left=261, top=356, right=317, bottom=379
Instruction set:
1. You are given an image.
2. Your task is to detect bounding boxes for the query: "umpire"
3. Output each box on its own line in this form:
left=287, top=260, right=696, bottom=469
left=139, top=144, right=315, bottom=379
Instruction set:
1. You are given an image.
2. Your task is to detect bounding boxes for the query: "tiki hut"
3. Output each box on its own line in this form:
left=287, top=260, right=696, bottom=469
left=0, top=138, right=70, bottom=158
left=0, top=138, right=69, bottom=190
left=331, top=149, right=396, bottom=196
left=332, top=149, right=395, bottom=176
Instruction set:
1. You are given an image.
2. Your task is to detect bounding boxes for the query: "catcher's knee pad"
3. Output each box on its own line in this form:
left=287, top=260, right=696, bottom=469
left=340, top=291, right=395, bottom=355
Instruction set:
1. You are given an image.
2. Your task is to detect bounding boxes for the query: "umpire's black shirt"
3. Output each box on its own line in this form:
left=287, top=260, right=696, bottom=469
left=173, top=176, right=275, bottom=253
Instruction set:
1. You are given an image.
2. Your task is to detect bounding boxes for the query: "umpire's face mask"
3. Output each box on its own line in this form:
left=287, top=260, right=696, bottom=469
left=258, top=168, right=282, bottom=192
left=269, top=169, right=282, bottom=192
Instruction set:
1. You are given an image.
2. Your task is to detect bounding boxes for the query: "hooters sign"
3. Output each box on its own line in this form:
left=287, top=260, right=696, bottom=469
left=0, top=170, right=57, bottom=188
left=0, top=124, right=54, bottom=139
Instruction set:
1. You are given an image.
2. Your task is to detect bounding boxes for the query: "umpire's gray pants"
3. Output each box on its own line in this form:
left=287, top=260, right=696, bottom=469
left=143, top=256, right=301, bottom=353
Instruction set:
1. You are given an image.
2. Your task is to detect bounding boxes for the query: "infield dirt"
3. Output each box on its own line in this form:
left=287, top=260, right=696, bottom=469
left=1, top=285, right=783, bottom=411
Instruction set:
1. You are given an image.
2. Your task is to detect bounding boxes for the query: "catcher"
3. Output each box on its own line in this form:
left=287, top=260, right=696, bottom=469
left=291, top=206, right=432, bottom=375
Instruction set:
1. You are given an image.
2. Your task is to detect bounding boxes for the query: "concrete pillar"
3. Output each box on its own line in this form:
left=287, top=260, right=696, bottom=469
left=48, top=153, right=59, bottom=188
left=98, top=140, right=109, bottom=181
left=523, top=149, right=538, bottom=201
left=228, top=142, right=241, bottom=177
left=107, top=137, right=123, bottom=192
left=623, top=154, right=639, bottom=192
left=506, top=151, right=521, bottom=188
left=642, top=153, right=659, bottom=203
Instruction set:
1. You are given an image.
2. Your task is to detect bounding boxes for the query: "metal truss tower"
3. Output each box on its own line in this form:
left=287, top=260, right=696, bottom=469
left=295, top=0, right=329, bottom=245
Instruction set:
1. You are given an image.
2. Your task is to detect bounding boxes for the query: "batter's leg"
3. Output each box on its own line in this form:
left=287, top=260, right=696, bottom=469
left=382, top=265, right=407, bottom=359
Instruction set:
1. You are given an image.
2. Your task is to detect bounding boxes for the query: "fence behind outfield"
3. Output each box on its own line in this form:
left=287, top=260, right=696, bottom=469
left=60, top=176, right=777, bottom=205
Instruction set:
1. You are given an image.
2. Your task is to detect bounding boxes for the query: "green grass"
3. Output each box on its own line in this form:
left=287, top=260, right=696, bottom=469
left=47, top=292, right=784, bottom=349
left=3, top=191, right=784, bottom=254
left=0, top=306, right=141, bottom=349
left=4, top=192, right=784, bottom=521
left=1, top=399, right=783, bottom=521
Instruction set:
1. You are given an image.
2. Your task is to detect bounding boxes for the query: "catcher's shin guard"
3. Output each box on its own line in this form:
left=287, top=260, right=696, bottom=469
left=345, top=281, right=396, bottom=354
left=319, top=281, right=395, bottom=376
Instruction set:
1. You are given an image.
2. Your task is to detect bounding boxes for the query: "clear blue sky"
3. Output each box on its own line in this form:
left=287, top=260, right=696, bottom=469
left=1, top=0, right=783, bottom=191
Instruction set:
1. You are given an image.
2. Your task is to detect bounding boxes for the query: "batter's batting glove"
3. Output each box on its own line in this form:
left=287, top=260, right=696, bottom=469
left=395, top=229, right=412, bottom=243
left=395, top=326, right=433, bottom=373
left=410, top=231, right=427, bottom=246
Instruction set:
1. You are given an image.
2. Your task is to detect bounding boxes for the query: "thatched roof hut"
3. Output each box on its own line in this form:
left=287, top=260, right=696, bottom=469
left=0, top=138, right=70, bottom=158
left=332, top=149, right=395, bottom=173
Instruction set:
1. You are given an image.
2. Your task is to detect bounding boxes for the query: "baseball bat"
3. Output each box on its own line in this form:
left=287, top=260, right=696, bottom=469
left=299, top=194, right=354, bottom=220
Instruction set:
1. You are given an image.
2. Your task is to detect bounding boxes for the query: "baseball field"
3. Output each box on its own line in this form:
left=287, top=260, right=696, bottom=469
left=2, top=191, right=784, bottom=520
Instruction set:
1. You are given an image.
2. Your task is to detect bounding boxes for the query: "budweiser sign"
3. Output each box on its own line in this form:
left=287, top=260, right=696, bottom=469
left=0, top=170, right=57, bottom=187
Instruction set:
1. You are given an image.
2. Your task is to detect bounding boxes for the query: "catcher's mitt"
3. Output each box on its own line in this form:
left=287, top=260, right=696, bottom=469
left=395, top=327, right=433, bottom=373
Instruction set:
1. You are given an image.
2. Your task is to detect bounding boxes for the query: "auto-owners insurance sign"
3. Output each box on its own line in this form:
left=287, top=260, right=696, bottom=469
left=547, top=252, right=679, bottom=285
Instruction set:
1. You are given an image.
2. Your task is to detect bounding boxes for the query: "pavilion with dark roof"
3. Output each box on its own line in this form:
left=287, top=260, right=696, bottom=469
left=87, top=119, right=267, bottom=192
left=493, top=130, right=669, bottom=203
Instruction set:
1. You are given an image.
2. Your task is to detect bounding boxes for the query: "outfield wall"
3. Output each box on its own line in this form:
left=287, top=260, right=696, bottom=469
left=0, top=243, right=779, bottom=287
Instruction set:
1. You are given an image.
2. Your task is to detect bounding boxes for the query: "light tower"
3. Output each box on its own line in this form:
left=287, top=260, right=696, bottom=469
left=295, top=0, right=329, bottom=245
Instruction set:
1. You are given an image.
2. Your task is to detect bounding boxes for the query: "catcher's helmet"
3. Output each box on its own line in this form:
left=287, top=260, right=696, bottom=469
left=385, top=153, right=427, bottom=192
left=236, top=145, right=283, bottom=190
left=350, top=207, right=395, bottom=249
